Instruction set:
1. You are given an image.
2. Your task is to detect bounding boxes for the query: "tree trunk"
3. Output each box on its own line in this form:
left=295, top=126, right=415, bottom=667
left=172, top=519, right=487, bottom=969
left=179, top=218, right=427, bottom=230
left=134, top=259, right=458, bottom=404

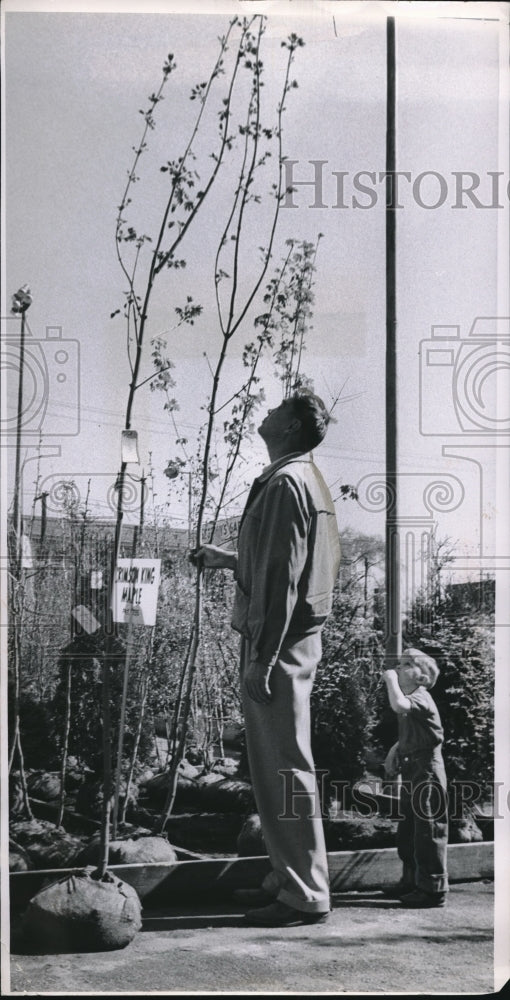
left=98, top=655, right=112, bottom=879
left=57, top=661, right=72, bottom=829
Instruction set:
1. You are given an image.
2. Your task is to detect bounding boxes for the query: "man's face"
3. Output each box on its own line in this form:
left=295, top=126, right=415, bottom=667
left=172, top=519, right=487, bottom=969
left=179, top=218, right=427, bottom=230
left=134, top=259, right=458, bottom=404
left=258, top=399, right=298, bottom=442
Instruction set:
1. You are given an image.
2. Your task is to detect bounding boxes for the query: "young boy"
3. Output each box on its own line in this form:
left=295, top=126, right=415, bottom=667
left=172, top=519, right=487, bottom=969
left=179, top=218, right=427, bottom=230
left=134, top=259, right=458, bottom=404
left=383, top=648, right=448, bottom=908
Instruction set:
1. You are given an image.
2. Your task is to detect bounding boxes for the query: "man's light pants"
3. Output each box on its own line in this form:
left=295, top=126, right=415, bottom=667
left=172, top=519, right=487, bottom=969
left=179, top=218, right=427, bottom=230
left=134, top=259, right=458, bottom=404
left=240, top=633, right=330, bottom=914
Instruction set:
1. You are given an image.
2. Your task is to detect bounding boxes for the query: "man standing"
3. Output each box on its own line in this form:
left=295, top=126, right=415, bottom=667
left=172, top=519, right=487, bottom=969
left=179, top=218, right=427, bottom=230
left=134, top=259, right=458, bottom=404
left=195, top=390, right=340, bottom=927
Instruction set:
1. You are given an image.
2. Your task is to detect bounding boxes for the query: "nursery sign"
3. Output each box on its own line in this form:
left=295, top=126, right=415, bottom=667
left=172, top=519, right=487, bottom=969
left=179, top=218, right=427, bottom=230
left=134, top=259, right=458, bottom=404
left=113, top=558, right=161, bottom=626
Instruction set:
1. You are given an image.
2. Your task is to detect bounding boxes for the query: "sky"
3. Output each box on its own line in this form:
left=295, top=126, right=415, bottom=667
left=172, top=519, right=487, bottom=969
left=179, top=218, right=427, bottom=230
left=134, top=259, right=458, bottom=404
left=2, top=8, right=510, bottom=990
left=2, top=0, right=509, bottom=598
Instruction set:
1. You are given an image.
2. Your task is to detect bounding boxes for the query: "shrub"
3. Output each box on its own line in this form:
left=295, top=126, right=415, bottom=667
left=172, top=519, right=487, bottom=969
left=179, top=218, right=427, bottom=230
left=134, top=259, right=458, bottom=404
left=17, top=695, right=59, bottom=770
left=312, top=665, right=371, bottom=788
left=51, top=630, right=154, bottom=774
left=312, top=587, right=384, bottom=791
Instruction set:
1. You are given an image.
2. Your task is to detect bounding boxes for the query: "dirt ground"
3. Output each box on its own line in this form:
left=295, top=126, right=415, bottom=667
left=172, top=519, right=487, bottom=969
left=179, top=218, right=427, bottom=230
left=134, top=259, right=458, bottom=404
left=8, top=882, right=494, bottom=995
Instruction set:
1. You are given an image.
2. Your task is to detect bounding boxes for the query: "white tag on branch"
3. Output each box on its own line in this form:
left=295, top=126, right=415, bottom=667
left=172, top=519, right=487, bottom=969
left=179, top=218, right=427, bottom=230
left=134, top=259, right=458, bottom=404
left=72, top=605, right=101, bottom=635
left=121, top=429, right=140, bottom=464
left=21, top=535, right=34, bottom=568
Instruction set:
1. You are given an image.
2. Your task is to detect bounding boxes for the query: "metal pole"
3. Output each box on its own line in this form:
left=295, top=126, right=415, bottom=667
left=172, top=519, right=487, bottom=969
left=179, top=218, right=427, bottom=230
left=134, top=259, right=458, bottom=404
left=139, top=474, right=145, bottom=543
left=187, top=473, right=192, bottom=549
left=8, top=292, right=34, bottom=815
left=12, top=309, right=27, bottom=572
left=385, top=16, right=401, bottom=666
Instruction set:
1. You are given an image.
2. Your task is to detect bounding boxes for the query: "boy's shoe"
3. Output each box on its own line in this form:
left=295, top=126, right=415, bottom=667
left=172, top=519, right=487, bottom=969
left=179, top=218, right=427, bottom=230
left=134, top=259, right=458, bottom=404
left=232, top=887, right=275, bottom=907
left=381, top=881, right=415, bottom=899
left=400, top=888, right=446, bottom=908
left=244, top=901, right=330, bottom=927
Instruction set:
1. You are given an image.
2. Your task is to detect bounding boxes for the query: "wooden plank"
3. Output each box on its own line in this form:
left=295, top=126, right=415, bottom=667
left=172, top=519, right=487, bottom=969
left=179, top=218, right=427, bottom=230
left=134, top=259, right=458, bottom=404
left=447, top=841, right=493, bottom=881
left=329, top=847, right=402, bottom=892
left=9, top=841, right=493, bottom=912
left=328, top=842, right=494, bottom=891
left=122, top=856, right=272, bottom=906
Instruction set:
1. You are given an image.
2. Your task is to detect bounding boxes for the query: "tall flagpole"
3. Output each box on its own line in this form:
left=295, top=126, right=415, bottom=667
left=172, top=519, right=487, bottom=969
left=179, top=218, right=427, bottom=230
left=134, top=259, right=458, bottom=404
left=385, top=16, right=401, bottom=665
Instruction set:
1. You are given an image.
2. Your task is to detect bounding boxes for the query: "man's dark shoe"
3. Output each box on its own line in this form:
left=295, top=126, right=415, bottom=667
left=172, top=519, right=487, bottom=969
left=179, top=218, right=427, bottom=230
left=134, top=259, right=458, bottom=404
left=232, top=887, right=275, bottom=907
left=400, top=888, right=446, bottom=908
left=244, top=901, right=330, bottom=927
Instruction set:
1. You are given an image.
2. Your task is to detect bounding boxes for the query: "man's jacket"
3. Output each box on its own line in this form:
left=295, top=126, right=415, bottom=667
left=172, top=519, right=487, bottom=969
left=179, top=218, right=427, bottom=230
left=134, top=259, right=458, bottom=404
left=231, top=453, right=341, bottom=667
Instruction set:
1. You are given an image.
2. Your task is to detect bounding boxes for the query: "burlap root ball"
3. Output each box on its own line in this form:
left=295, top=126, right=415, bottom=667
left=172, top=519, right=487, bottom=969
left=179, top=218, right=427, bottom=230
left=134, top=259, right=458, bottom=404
left=26, top=771, right=62, bottom=802
left=23, top=867, right=142, bottom=952
left=9, top=840, right=32, bottom=872
left=199, top=778, right=256, bottom=814
left=75, top=831, right=178, bottom=867
left=139, top=764, right=200, bottom=809
left=211, top=757, right=239, bottom=778
left=9, top=819, right=86, bottom=869
left=237, top=813, right=266, bottom=856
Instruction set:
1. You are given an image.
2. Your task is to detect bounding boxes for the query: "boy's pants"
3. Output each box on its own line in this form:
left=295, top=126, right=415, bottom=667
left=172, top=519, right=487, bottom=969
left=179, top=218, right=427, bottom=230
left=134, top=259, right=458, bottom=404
left=240, top=633, right=330, bottom=914
left=398, top=746, right=449, bottom=894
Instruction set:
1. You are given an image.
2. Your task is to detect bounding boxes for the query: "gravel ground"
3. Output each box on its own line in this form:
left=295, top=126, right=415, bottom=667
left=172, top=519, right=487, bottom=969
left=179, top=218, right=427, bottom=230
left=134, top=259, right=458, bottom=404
left=8, top=882, right=494, bottom=995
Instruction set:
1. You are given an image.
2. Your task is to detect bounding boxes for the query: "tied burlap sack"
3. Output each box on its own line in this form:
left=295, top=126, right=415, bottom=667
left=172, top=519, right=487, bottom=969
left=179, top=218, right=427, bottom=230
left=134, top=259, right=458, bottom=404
left=75, top=831, right=178, bottom=867
left=10, top=819, right=85, bottom=869
left=26, top=771, right=61, bottom=802
left=23, top=867, right=142, bottom=952
left=139, top=762, right=201, bottom=809
left=237, top=814, right=266, bottom=856
left=9, top=840, right=32, bottom=872
left=199, top=778, right=256, bottom=814
left=211, top=757, right=239, bottom=778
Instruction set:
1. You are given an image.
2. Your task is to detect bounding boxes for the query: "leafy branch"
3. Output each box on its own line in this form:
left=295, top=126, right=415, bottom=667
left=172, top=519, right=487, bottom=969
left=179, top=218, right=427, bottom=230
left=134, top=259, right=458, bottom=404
left=158, top=22, right=305, bottom=828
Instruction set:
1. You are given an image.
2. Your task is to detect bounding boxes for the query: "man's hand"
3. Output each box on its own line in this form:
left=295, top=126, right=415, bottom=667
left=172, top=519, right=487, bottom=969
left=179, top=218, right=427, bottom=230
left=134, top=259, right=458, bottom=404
left=244, top=659, right=272, bottom=704
left=190, top=544, right=237, bottom=571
